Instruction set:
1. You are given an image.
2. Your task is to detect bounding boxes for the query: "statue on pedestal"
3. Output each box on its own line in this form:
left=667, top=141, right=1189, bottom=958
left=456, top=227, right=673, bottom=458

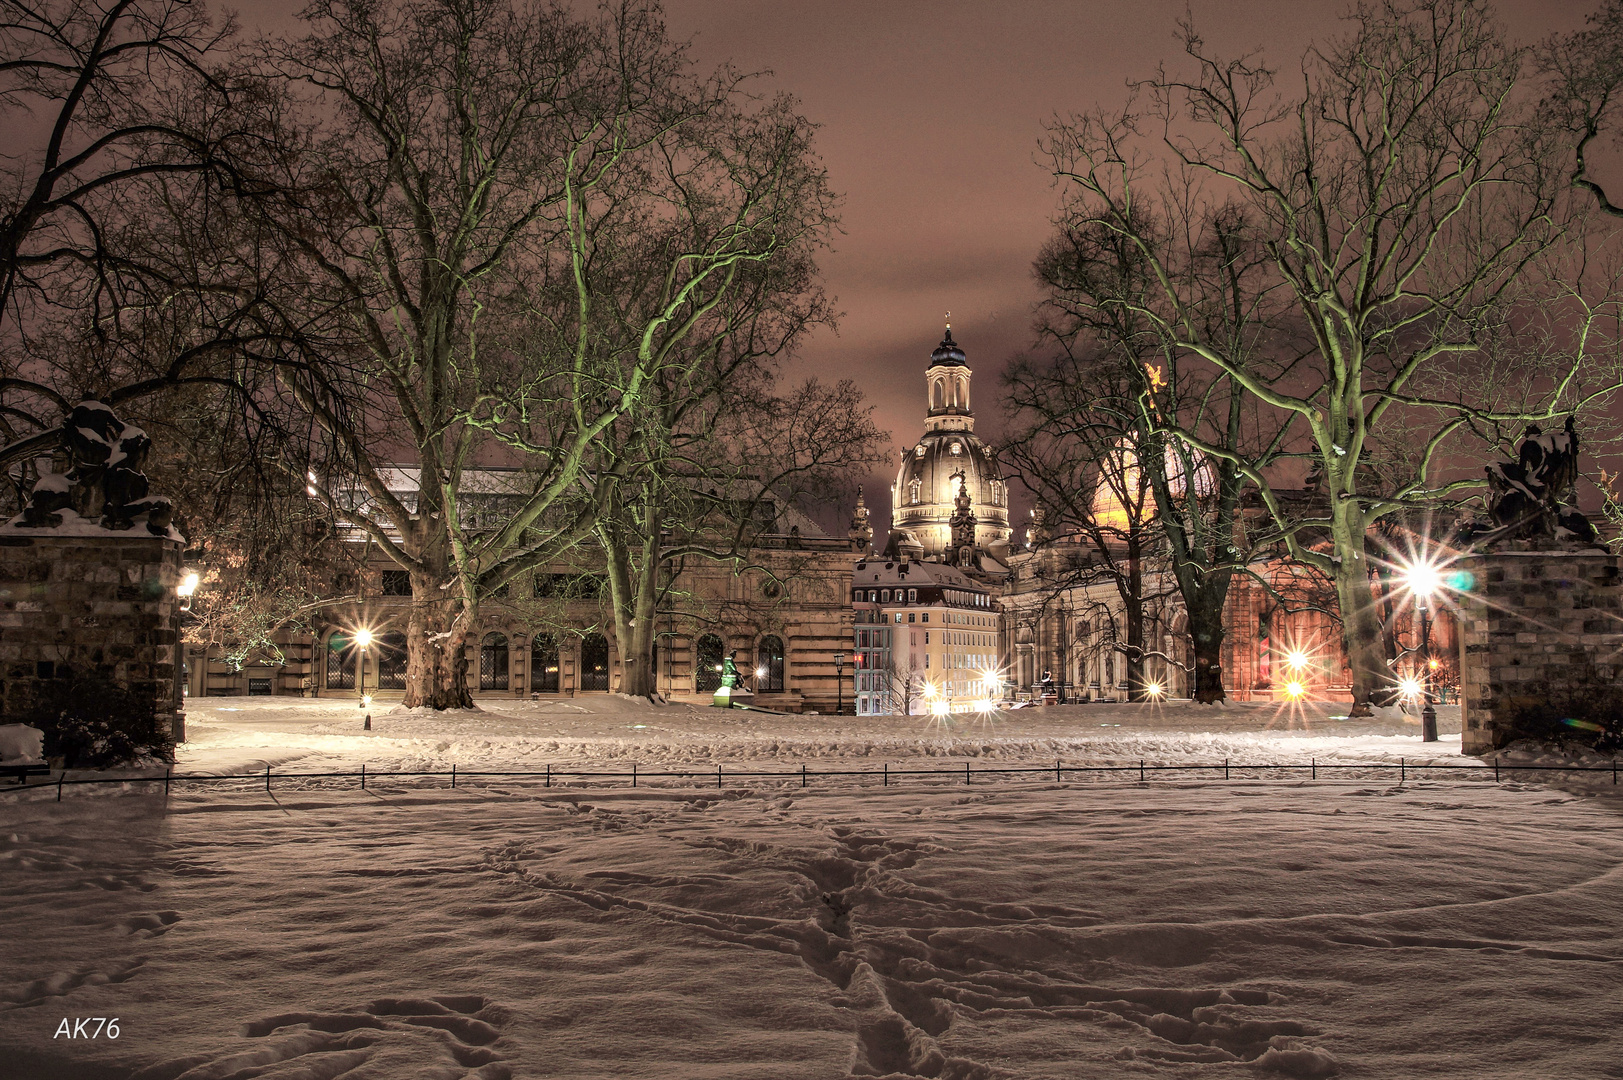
left=1465, top=417, right=1597, bottom=547
left=17, top=401, right=174, bottom=536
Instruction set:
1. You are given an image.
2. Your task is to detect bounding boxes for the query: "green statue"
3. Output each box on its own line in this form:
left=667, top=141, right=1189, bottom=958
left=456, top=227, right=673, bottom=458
left=720, top=651, right=741, bottom=689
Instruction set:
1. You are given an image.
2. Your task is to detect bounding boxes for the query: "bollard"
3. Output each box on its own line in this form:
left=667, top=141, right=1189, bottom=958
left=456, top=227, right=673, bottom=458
left=364, top=713, right=371, bottom=731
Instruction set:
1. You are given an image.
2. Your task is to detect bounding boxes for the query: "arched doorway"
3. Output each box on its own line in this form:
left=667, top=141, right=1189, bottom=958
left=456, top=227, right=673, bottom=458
left=530, top=633, right=559, bottom=694
left=480, top=632, right=509, bottom=691
left=375, top=632, right=408, bottom=690
left=326, top=632, right=357, bottom=690
left=580, top=632, right=610, bottom=691
left=758, top=635, right=785, bottom=692
left=694, top=633, right=724, bottom=693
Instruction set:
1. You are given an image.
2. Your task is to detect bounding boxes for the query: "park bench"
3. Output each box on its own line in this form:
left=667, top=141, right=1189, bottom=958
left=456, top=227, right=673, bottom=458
left=0, top=762, right=49, bottom=784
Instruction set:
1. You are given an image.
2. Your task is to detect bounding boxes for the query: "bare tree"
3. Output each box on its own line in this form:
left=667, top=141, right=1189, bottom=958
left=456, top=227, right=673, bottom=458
left=1014, top=208, right=1294, bottom=702
left=224, top=0, right=838, bottom=707
left=597, top=373, right=887, bottom=699
left=0, top=0, right=264, bottom=475
left=1042, top=0, right=1623, bottom=712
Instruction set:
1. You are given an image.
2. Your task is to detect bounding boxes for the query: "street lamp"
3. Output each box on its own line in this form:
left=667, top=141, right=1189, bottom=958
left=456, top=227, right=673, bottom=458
left=1402, top=562, right=1440, bottom=742
left=835, top=652, right=846, bottom=716
left=354, top=627, right=374, bottom=728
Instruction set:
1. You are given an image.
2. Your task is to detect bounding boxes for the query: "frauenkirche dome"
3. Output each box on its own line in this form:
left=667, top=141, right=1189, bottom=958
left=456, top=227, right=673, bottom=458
left=890, top=327, right=1011, bottom=561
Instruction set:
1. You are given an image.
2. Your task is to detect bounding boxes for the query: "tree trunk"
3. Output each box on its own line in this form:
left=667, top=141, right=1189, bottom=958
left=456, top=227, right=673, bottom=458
left=604, top=521, right=664, bottom=700
left=402, top=565, right=474, bottom=710
left=1189, top=599, right=1227, bottom=704
left=1331, top=514, right=1392, bottom=716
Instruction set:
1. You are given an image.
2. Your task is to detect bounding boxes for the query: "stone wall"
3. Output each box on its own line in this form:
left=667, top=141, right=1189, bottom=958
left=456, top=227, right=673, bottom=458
left=0, top=532, right=185, bottom=740
left=1457, top=550, right=1623, bottom=754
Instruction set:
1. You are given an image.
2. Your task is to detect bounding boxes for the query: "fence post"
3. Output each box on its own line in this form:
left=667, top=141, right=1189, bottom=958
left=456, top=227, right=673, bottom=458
left=56, top=771, right=63, bottom=802
left=1400, top=757, right=1405, bottom=782
left=1140, top=759, right=1145, bottom=782
left=632, top=763, right=637, bottom=789
left=361, top=764, right=365, bottom=790
left=1056, top=758, right=1061, bottom=783
left=1312, top=758, right=1316, bottom=781
left=1224, top=758, right=1229, bottom=781
left=802, top=763, right=807, bottom=789
left=545, top=763, right=550, bottom=788
left=966, top=762, right=971, bottom=785
left=164, top=767, right=171, bottom=798
left=717, top=765, right=722, bottom=789
left=883, top=763, right=887, bottom=787
left=451, top=764, right=456, bottom=789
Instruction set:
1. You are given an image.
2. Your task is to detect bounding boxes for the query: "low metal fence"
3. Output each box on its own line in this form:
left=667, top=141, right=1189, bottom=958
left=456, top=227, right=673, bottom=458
left=5, top=755, right=1620, bottom=801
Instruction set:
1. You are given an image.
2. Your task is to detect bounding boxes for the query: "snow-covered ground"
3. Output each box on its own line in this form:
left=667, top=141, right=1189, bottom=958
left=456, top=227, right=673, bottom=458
left=167, top=695, right=1476, bottom=783
left=3, top=699, right=1619, bottom=1078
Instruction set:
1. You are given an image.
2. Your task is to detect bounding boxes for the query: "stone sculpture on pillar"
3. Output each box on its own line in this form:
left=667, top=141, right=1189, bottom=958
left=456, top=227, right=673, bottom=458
left=17, top=401, right=174, bottom=536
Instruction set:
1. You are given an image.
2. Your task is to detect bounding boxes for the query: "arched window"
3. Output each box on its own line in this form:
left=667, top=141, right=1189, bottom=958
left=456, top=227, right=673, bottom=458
left=480, top=632, right=509, bottom=691
left=909, top=478, right=922, bottom=504
left=758, top=635, right=785, bottom=692
left=325, top=632, right=357, bottom=690
left=580, top=632, right=610, bottom=691
left=694, top=633, right=724, bottom=693
left=375, top=632, right=408, bottom=690
left=530, top=633, right=559, bottom=694
left=931, top=379, right=944, bottom=410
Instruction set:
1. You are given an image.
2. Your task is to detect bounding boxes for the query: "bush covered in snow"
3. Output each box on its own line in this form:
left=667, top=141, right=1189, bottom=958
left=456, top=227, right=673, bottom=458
left=19, top=674, right=174, bottom=767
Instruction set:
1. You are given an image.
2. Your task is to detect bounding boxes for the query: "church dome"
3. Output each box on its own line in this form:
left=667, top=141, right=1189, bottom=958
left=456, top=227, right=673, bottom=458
left=891, top=327, right=1011, bottom=560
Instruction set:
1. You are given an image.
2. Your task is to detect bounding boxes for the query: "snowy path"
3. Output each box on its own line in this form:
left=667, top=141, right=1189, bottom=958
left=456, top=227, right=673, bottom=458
left=2, top=776, right=1620, bottom=1079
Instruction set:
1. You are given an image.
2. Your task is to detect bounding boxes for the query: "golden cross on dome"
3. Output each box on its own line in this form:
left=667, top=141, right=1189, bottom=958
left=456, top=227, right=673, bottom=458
left=945, top=310, right=951, bottom=330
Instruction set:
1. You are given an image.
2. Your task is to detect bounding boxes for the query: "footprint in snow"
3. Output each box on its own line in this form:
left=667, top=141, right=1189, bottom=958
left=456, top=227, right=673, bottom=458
left=130, top=994, right=511, bottom=1080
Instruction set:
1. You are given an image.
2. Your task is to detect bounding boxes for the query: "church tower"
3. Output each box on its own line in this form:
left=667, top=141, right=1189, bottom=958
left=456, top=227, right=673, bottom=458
left=890, top=323, right=1011, bottom=562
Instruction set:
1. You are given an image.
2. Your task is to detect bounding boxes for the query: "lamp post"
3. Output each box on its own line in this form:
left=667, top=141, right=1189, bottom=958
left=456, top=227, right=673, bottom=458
left=1403, top=562, right=1440, bottom=743
left=1416, top=593, right=1438, bottom=742
left=835, top=652, right=846, bottom=716
left=354, top=628, right=373, bottom=728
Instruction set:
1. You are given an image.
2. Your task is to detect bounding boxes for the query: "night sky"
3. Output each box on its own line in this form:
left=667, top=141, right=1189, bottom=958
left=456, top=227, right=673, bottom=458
left=43, top=0, right=1605, bottom=534
left=660, top=0, right=1599, bottom=537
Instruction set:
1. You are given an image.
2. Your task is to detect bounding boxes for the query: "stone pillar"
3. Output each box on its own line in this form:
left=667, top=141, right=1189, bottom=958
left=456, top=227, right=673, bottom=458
left=0, top=533, right=186, bottom=741
left=1457, top=550, right=1623, bottom=755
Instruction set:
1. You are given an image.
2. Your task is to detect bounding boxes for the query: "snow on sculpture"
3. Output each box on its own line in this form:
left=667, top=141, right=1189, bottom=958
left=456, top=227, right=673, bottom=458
left=14, top=401, right=177, bottom=538
left=1467, top=416, right=1598, bottom=547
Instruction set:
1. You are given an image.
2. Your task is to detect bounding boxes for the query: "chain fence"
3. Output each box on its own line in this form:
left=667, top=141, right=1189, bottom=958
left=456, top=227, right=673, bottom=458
left=4, top=755, right=1619, bottom=801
